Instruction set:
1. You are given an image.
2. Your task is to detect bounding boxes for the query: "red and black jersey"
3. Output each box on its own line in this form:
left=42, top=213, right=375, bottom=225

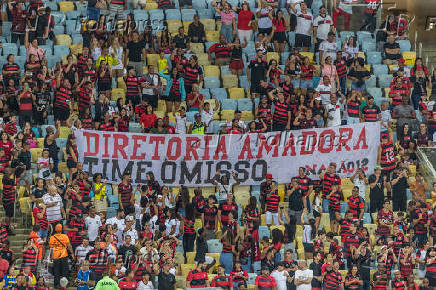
left=413, top=208, right=428, bottom=235
left=2, top=175, right=15, bottom=206
left=347, top=195, right=364, bottom=218
left=344, top=273, right=360, bottom=289
left=82, top=117, right=93, bottom=129
left=346, top=100, right=360, bottom=118
left=269, top=67, right=281, bottom=82
left=187, top=269, right=208, bottom=288
left=125, top=76, right=140, bottom=97
left=392, top=278, right=406, bottom=290
left=66, top=218, right=84, bottom=245
left=118, top=181, right=132, bottom=207
left=266, top=191, right=280, bottom=213
left=0, top=156, right=9, bottom=173
left=372, top=271, right=388, bottom=289
left=221, top=240, right=233, bottom=253
left=135, top=104, right=147, bottom=118
left=184, top=64, right=203, bottom=86
left=82, top=66, right=97, bottom=83
left=203, top=205, right=218, bottom=230
left=322, top=173, right=341, bottom=198
left=99, top=120, right=115, bottom=131
left=21, top=247, right=37, bottom=273
left=426, top=257, right=436, bottom=279
left=257, top=103, right=273, bottom=127
left=209, top=43, right=231, bottom=59
left=399, top=255, right=413, bottom=278
left=343, top=231, right=363, bottom=257
left=231, top=269, right=248, bottom=282
left=0, top=225, right=7, bottom=244
left=255, top=275, right=277, bottom=289
left=376, top=209, right=393, bottom=236
left=334, top=58, right=347, bottom=78
left=54, top=86, right=72, bottom=109
left=362, top=104, right=380, bottom=122
left=244, top=206, right=260, bottom=232
left=389, top=86, right=409, bottom=107
left=183, top=218, right=195, bottom=235
left=295, top=175, right=312, bottom=197
left=76, top=178, right=90, bottom=201
left=79, top=87, right=92, bottom=112
left=378, top=254, right=394, bottom=276
left=4, top=122, right=17, bottom=136
left=33, top=207, right=48, bottom=230
left=328, top=190, right=342, bottom=212
left=118, top=279, right=137, bottom=290
left=339, top=219, right=351, bottom=240
left=393, top=233, right=405, bottom=256
left=2, top=63, right=20, bottom=79
left=273, top=99, right=291, bottom=125
left=67, top=144, right=78, bottom=162
left=324, top=270, right=342, bottom=289
left=19, top=91, right=33, bottom=113
left=280, top=81, right=293, bottom=97
left=111, top=0, right=125, bottom=5
left=77, top=53, right=92, bottom=74
left=218, top=202, right=238, bottom=226
left=97, top=67, right=111, bottom=88
left=86, top=249, right=109, bottom=277
left=211, top=275, right=232, bottom=289
left=300, top=65, right=314, bottom=80
left=117, top=116, right=129, bottom=132
left=380, top=141, right=396, bottom=171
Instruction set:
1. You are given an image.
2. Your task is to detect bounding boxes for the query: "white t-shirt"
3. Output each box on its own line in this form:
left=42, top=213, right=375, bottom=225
left=175, top=114, right=187, bottom=134
left=271, top=270, right=288, bottom=290
left=124, top=227, right=138, bottom=245
left=296, top=11, right=313, bottom=35
left=137, top=281, right=154, bottom=290
left=353, top=177, right=367, bottom=200
left=42, top=193, right=63, bottom=222
left=313, top=15, right=333, bottom=40
left=257, top=7, right=273, bottom=29
left=85, top=215, right=102, bottom=242
left=343, top=44, right=358, bottom=59
left=37, top=157, right=53, bottom=180
left=326, top=103, right=342, bottom=127
left=294, top=269, right=313, bottom=290
left=141, top=73, right=159, bottom=95
left=201, top=109, right=215, bottom=133
left=319, top=40, right=338, bottom=62
left=165, top=218, right=180, bottom=236
left=106, top=217, right=126, bottom=246
left=217, top=181, right=236, bottom=202
left=302, top=224, right=313, bottom=244
left=315, top=83, right=332, bottom=105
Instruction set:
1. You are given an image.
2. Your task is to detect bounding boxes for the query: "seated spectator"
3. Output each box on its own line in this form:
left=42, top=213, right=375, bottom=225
left=383, top=34, right=402, bottom=65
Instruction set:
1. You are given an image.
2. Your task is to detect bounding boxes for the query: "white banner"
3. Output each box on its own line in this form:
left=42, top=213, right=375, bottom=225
left=75, top=122, right=380, bottom=186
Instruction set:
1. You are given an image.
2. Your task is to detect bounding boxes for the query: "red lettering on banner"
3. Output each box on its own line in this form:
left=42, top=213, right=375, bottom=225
left=318, top=130, right=335, bottom=153
left=337, top=127, right=353, bottom=152
left=83, top=131, right=99, bottom=156
left=257, top=134, right=280, bottom=158
left=102, top=134, right=111, bottom=158
left=353, top=126, right=368, bottom=150
left=185, top=137, right=201, bottom=160
left=282, top=133, right=296, bottom=156
left=112, top=134, right=129, bottom=159
left=238, top=135, right=253, bottom=159
left=131, top=135, right=147, bottom=160
left=149, top=136, right=165, bottom=160
left=300, top=131, right=317, bottom=155
left=202, top=135, right=212, bottom=160
left=167, top=137, right=182, bottom=160
left=213, top=136, right=228, bottom=160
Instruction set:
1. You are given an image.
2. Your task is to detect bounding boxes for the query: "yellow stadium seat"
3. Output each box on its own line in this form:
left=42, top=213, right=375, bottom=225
left=176, top=276, right=186, bottom=289
left=55, top=34, right=72, bottom=47
left=167, top=19, right=182, bottom=34
left=204, top=100, right=217, bottom=110
left=261, top=214, right=266, bottom=226
left=402, top=51, right=416, bottom=65
left=111, top=88, right=125, bottom=101
left=183, top=21, right=192, bottom=33
left=206, top=31, right=220, bottom=43
left=358, top=51, right=365, bottom=60
left=197, top=53, right=210, bottom=66
left=364, top=64, right=371, bottom=71
left=365, top=223, right=376, bottom=235
left=155, top=111, right=165, bottom=118
left=175, top=253, right=184, bottom=266
left=270, top=225, right=285, bottom=235
left=146, top=54, right=159, bottom=67
left=313, top=65, right=321, bottom=76
left=220, top=110, right=235, bottom=122
left=190, top=42, right=204, bottom=55
left=222, top=75, right=238, bottom=88
left=186, top=252, right=196, bottom=264
left=240, top=111, right=254, bottom=121
left=59, top=126, right=71, bottom=138
left=228, top=88, right=244, bottom=99
left=37, top=138, right=44, bottom=148
left=204, top=65, right=220, bottom=77
left=145, top=2, right=158, bottom=9
left=388, top=64, right=398, bottom=73
left=58, top=162, right=68, bottom=174
left=30, top=148, right=43, bottom=163
left=297, top=248, right=305, bottom=259
left=200, top=19, right=216, bottom=31
left=300, top=52, right=315, bottom=63
left=384, top=88, right=391, bottom=98
left=117, top=77, right=127, bottom=90
left=58, top=1, right=75, bottom=12
left=194, top=218, right=203, bottom=230
left=409, top=164, right=416, bottom=176
left=234, top=191, right=250, bottom=206
left=158, top=100, right=166, bottom=112
left=278, top=188, right=285, bottom=202
left=70, top=43, right=82, bottom=55
left=266, top=52, right=279, bottom=62
left=181, top=264, right=196, bottom=277
left=205, top=253, right=220, bottom=272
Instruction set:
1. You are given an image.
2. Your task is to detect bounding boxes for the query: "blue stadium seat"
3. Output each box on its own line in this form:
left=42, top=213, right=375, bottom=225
left=15, top=56, right=26, bottom=69
left=165, top=9, right=181, bottom=20
left=362, top=40, right=376, bottom=52
left=72, top=34, right=83, bottom=44
left=239, top=76, right=250, bottom=89
left=258, top=226, right=270, bottom=239
left=339, top=30, right=355, bottom=41
left=227, top=0, right=239, bottom=7
left=237, top=98, right=252, bottom=111
left=45, top=1, right=59, bottom=11
left=397, top=40, right=411, bottom=53
left=51, top=11, right=65, bottom=25
left=54, top=45, right=70, bottom=56
left=181, top=9, right=197, bottom=21
left=365, top=75, right=377, bottom=88
left=313, top=76, right=321, bottom=88
left=192, top=0, right=207, bottom=9
left=242, top=41, right=255, bottom=55
left=340, top=201, right=348, bottom=213
left=199, top=88, right=210, bottom=99
left=363, top=213, right=371, bottom=224
left=149, top=9, right=163, bottom=21
left=356, top=31, right=372, bottom=41
left=2, top=22, right=12, bottom=41
left=220, top=65, right=232, bottom=76
left=287, top=31, right=295, bottom=47
left=207, top=239, right=223, bottom=253
left=248, top=273, right=257, bottom=285
left=107, top=194, right=119, bottom=207
left=205, top=42, right=214, bottom=52
left=47, top=55, right=62, bottom=69
left=66, top=10, right=80, bottom=19
left=106, top=207, right=117, bottom=219
left=372, top=64, right=388, bottom=76
left=221, top=99, right=237, bottom=110
left=66, top=20, right=79, bottom=35
left=197, top=9, right=213, bottom=19
left=129, top=122, right=142, bottom=133
left=367, top=87, right=382, bottom=99
left=133, top=9, right=149, bottom=21
left=366, top=51, right=382, bottom=65
left=204, top=76, right=221, bottom=89
left=378, top=74, right=393, bottom=88
left=210, top=88, right=228, bottom=100
left=186, top=111, right=196, bottom=122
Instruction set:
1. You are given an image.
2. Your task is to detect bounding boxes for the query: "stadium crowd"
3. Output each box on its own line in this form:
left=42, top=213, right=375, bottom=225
left=0, top=0, right=433, bottom=289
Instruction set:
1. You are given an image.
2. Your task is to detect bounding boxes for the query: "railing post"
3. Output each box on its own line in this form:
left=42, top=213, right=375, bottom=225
left=419, top=42, right=423, bottom=58
left=414, top=30, right=418, bottom=51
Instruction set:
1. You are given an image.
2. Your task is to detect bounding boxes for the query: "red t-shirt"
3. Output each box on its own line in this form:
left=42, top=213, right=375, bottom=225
left=187, top=93, right=204, bottom=108
left=140, top=113, right=157, bottom=129
left=237, top=10, right=254, bottom=30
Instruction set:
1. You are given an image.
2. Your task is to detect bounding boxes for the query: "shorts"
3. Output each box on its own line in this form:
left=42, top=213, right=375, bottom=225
left=250, top=84, right=261, bottom=94
left=303, top=242, right=314, bottom=252
left=97, top=82, right=111, bottom=93
left=54, top=107, right=70, bottom=121
left=258, top=27, right=272, bottom=35
left=300, top=79, right=313, bottom=90
left=3, top=203, right=14, bottom=218
left=265, top=211, right=279, bottom=225
left=295, top=33, right=311, bottom=48
left=291, top=78, right=300, bottom=89
left=272, top=31, right=286, bottom=43
left=313, top=210, right=321, bottom=218
left=38, top=229, right=48, bottom=238
left=67, top=159, right=77, bottom=169
left=166, top=92, right=181, bottom=102
left=329, top=209, right=339, bottom=221
left=229, top=59, right=244, bottom=70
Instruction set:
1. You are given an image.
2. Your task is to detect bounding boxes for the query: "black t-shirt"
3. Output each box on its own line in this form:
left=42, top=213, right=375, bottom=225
left=173, top=35, right=190, bottom=49
left=310, top=261, right=323, bottom=288
left=391, top=172, right=408, bottom=199
left=261, top=258, right=275, bottom=272
left=118, top=245, right=137, bottom=266
left=384, top=42, right=401, bottom=60
left=0, top=249, right=13, bottom=264
left=35, top=14, right=48, bottom=37
left=368, top=174, right=384, bottom=200
left=158, top=271, right=176, bottom=290
left=348, top=69, right=371, bottom=81
left=287, top=187, right=304, bottom=211
left=352, top=251, right=371, bottom=280
left=248, top=59, right=268, bottom=83
left=127, top=40, right=145, bottom=62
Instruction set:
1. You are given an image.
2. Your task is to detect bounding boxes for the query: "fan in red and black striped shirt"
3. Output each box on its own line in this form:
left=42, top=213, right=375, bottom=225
left=118, top=173, right=133, bottom=212
left=323, top=261, right=343, bottom=290
left=361, top=96, right=381, bottom=122
left=391, top=270, right=407, bottom=289
left=208, top=35, right=231, bottom=62
left=347, top=187, right=365, bottom=220
left=320, top=163, right=341, bottom=199
left=86, top=240, right=109, bottom=279
left=268, top=89, right=292, bottom=131
left=372, top=264, right=389, bottom=289
left=211, top=265, right=232, bottom=289
left=77, top=81, right=93, bottom=115
left=2, top=169, right=16, bottom=223
left=255, top=267, right=277, bottom=290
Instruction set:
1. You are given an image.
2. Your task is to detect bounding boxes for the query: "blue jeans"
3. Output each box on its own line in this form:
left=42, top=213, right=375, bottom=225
left=322, top=198, right=329, bottom=213
left=339, top=76, right=347, bottom=94
left=241, top=257, right=251, bottom=273
left=220, top=252, right=233, bottom=274
left=220, top=24, right=233, bottom=43
left=87, top=7, right=100, bottom=20
left=347, top=117, right=360, bottom=124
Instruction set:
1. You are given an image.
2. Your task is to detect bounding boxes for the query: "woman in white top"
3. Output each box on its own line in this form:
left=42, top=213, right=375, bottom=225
left=342, top=36, right=358, bottom=62
left=164, top=208, right=180, bottom=237
left=210, top=170, right=241, bottom=204
left=109, top=36, right=124, bottom=78
left=90, top=37, right=101, bottom=62
left=37, top=149, right=53, bottom=180
left=300, top=208, right=316, bottom=260
left=350, top=168, right=368, bottom=200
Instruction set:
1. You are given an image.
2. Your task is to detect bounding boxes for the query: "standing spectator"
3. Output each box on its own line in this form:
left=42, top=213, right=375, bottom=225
left=85, top=206, right=102, bottom=244
left=86, top=238, right=108, bottom=283
left=118, top=173, right=134, bottom=215
left=9, top=2, right=28, bottom=45
left=368, top=166, right=387, bottom=214
left=159, top=67, right=186, bottom=114
left=77, top=260, right=96, bottom=290
left=255, top=266, right=277, bottom=289
left=290, top=1, right=313, bottom=51
left=236, top=2, right=254, bottom=42
left=268, top=88, right=292, bottom=131
left=319, top=32, right=338, bottom=63
left=49, top=224, right=75, bottom=289
left=157, top=261, right=176, bottom=290
left=295, top=260, right=312, bottom=289
left=126, top=32, right=146, bottom=76
left=313, top=6, right=334, bottom=54
left=43, top=185, right=65, bottom=227
left=187, top=260, right=209, bottom=288
left=383, top=35, right=402, bottom=65
left=188, top=15, right=206, bottom=43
